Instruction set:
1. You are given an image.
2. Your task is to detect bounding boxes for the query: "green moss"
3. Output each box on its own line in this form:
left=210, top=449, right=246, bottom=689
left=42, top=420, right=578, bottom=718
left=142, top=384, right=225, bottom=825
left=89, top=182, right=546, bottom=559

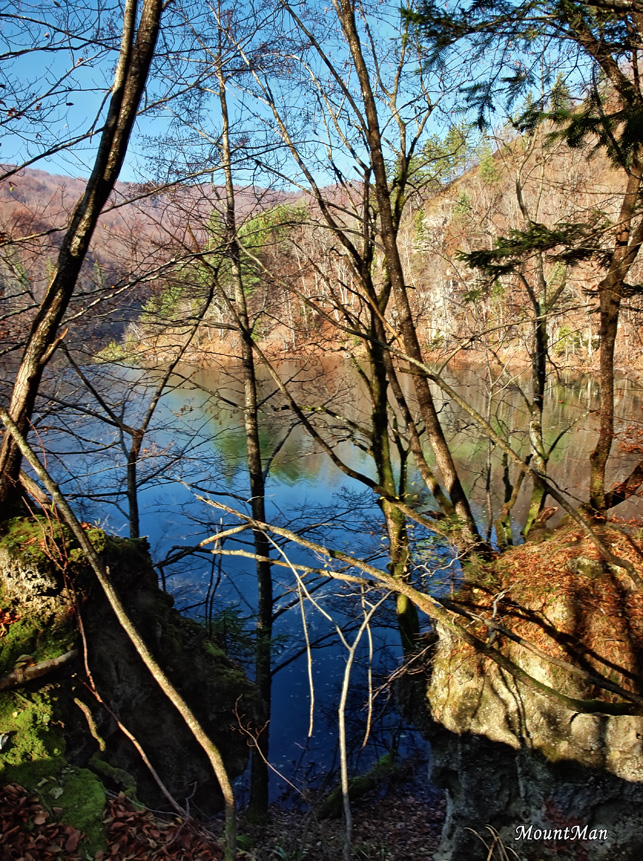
left=0, top=516, right=60, bottom=571
left=0, top=689, right=65, bottom=769
left=70, top=528, right=149, bottom=564
left=54, top=766, right=107, bottom=853
left=237, top=833, right=254, bottom=852
left=0, top=515, right=126, bottom=574
left=0, top=758, right=103, bottom=851
left=0, top=689, right=107, bottom=853
left=0, top=611, right=76, bottom=673
left=90, top=753, right=139, bottom=802
left=202, top=649, right=252, bottom=694
left=202, top=639, right=227, bottom=661
left=68, top=527, right=106, bottom=563
left=317, top=752, right=398, bottom=819
left=19, top=765, right=107, bottom=855
left=1, top=514, right=67, bottom=568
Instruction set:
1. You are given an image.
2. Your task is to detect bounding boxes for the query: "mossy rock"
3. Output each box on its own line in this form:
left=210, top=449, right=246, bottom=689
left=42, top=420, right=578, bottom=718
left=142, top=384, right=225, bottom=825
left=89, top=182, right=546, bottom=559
left=0, top=689, right=65, bottom=770
left=0, top=517, right=66, bottom=608
left=0, top=686, right=107, bottom=853
left=422, top=523, right=643, bottom=777
left=0, top=609, right=76, bottom=673
left=317, top=752, right=398, bottom=819
left=24, top=766, right=107, bottom=854
left=0, top=515, right=263, bottom=826
left=89, top=752, right=139, bottom=801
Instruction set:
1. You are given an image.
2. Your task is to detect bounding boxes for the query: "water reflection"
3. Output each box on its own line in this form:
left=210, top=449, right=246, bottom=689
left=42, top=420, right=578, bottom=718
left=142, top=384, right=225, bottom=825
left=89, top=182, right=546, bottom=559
left=35, top=356, right=643, bottom=800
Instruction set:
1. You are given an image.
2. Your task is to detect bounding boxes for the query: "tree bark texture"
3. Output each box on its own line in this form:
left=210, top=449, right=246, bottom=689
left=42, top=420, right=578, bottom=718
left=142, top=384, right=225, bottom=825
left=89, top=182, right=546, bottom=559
left=333, top=0, right=481, bottom=546
left=589, top=162, right=643, bottom=513
left=0, top=0, right=163, bottom=516
left=215, top=51, right=273, bottom=820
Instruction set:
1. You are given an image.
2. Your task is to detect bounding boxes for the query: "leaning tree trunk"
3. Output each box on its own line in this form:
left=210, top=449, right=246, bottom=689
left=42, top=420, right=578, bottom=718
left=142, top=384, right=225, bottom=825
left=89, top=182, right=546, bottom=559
left=0, top=0, right=163, bottom=517
left=334, top=0, right=482, bottom=549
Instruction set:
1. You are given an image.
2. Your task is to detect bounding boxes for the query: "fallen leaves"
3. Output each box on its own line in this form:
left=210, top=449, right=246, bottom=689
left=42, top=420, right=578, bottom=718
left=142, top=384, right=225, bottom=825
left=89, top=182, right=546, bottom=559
left=455, top=523, right=643, bottom=700
left=0, top=784, right=224, bottom=860
left=240, top=776, right=444, bottom=861
left=103, top=793, right=224, bottom=859
left=0, top=783, right=83, bottom=860
left=0, top=776, right=444, bottom=861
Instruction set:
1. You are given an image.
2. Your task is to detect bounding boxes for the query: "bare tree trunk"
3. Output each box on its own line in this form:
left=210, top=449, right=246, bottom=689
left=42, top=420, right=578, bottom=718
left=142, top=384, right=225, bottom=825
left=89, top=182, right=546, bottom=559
left=369, top=313, right=419, bottom=653
left=589, top=161, right=643, bottom=514
left=523, top=268, right=549, bottom=536
left=215, top=46, right=273, bottom=820
left=0, top=0, right=163, bottom=517
left=334, top=0, right=482, bottom=548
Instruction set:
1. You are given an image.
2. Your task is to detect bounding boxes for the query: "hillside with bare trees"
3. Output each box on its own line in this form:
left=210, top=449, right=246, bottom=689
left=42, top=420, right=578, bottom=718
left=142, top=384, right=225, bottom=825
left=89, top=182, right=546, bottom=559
left=3, top=2, right=643, bottom=859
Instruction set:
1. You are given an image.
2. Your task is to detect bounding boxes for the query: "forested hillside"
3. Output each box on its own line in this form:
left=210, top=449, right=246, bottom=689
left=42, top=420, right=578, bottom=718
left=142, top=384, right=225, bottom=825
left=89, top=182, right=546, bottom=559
left=4, top=126, right=641, bottom=370
left=2, top=1, right=643, bottom=859
left=0, top=166, right=297, bottom=351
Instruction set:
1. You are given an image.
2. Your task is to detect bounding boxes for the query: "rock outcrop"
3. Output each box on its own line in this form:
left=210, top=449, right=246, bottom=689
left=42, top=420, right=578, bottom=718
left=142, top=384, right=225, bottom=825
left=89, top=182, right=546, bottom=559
left=0, top=516, right=262, bottom=852
left=419, top=523, right=643, bottom=860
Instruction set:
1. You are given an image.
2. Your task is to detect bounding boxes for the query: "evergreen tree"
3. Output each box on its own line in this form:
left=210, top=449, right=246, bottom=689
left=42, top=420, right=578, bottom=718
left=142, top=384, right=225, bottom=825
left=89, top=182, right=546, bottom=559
left=410, top=0, right=643, bottom=515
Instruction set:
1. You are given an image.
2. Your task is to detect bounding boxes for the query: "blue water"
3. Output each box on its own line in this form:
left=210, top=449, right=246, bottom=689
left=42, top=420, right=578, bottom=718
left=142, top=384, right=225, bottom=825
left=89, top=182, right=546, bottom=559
left=39, top=360, right=431, bottom=798
left=39, top=359, right=641, bottom=799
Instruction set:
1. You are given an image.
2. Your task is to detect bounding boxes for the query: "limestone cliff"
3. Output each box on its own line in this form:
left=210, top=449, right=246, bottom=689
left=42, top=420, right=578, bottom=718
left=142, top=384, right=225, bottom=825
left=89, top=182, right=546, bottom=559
left=420, top=523, right=643, bottom=860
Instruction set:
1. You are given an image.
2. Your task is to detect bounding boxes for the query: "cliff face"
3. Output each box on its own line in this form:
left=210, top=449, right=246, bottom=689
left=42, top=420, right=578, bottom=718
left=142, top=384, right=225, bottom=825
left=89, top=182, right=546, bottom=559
left=419, top=524, right=643, bottom=860
left=0, top=517, right=262, bottom=853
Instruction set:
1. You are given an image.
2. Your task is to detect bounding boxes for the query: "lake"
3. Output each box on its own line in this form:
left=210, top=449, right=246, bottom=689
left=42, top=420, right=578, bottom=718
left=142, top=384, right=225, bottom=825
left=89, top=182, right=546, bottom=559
left=37, top=355, right=643, bottom=801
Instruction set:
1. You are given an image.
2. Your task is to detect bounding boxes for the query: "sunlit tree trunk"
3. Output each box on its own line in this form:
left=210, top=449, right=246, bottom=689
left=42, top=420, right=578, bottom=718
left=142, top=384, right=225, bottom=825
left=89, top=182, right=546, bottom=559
left=333, top=0, right=482, bottom=548
left=369, top=311, right=419, bottom=653
left=0, top=0, right=163, bottom=518
left=590, top=160, right=643, bottom=514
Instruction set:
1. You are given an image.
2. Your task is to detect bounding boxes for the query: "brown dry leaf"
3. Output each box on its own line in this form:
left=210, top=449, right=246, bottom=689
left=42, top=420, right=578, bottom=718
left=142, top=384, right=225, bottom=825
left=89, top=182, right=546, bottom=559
left=64, top=830, right=82, bottom=852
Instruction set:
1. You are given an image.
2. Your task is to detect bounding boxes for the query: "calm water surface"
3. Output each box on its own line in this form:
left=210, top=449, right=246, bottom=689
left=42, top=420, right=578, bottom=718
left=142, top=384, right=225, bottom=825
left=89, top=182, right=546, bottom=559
left=39, top=357, right=643, bottom=799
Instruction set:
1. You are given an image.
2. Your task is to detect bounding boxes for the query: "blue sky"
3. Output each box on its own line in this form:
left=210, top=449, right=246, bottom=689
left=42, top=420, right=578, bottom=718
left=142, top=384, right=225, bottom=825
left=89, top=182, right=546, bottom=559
left=2, top=0, right=451, bottom=186
left=2, top=0, right=583, bottom=187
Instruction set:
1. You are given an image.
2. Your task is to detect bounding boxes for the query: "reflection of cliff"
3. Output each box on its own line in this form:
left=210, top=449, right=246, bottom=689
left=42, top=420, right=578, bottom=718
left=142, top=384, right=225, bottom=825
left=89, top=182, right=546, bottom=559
left=185, top=358, right=375, bottom=486
left=420, top=523, right=643, bottom=860
left=171, top=360, right=643, bottom=519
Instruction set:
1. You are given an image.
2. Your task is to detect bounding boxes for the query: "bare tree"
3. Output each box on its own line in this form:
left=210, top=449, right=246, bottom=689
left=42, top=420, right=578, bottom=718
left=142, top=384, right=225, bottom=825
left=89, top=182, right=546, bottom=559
left=0, top=0, right=164, bottom=515
left=410, top=0, right=643, bottom=518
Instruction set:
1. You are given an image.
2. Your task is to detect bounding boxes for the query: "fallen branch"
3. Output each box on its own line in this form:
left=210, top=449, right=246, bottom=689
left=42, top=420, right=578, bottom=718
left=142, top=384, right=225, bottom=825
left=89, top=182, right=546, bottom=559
left=199, top=497, right=643, bottom=717
left=0, top=649, right=79, bottom=691
left=317, top=752, right=398, bottom=819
